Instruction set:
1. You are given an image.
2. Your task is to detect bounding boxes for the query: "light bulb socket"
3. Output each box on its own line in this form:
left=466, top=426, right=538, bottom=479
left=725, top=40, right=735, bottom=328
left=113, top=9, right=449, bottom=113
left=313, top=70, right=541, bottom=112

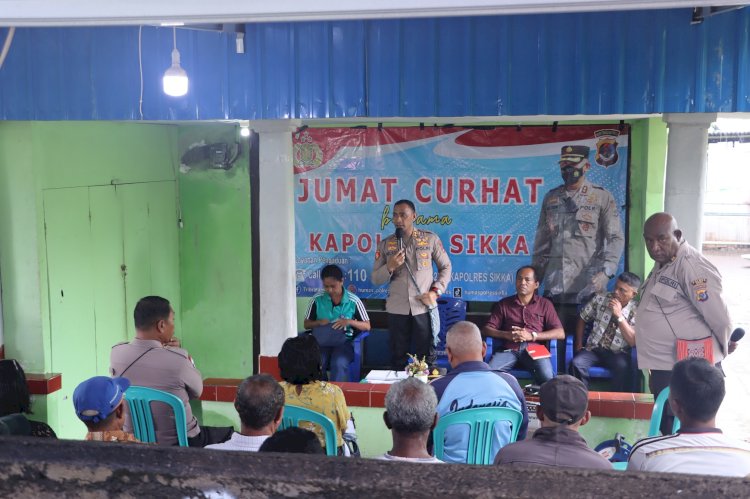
left=163, top=48, right=188, bottom=97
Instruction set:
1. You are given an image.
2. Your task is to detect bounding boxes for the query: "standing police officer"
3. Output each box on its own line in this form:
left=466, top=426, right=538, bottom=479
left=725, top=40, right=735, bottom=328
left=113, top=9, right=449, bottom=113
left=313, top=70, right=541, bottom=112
left=373, top=200, right=451, bottom=370
left=532, top=145, right=625, bottom=340
left=636, top=212, right=731, bottom=434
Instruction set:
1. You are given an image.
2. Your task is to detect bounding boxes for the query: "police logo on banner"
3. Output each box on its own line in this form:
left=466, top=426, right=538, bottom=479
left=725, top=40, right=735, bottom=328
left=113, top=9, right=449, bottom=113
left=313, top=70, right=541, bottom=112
left=594, top=129, right=620, bottom=168
left=293, top=130, right=324, bottom=172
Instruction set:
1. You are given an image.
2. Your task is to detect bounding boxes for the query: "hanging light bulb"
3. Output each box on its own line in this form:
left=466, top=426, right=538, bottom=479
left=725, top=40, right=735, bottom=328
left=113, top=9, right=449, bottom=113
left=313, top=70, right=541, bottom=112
left=163, top=27, right=188, bottom=97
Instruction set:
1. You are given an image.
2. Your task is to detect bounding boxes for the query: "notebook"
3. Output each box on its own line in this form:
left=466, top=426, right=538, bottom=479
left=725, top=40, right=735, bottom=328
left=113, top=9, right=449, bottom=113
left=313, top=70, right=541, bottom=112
left=525, top=343, right=551, bottom=360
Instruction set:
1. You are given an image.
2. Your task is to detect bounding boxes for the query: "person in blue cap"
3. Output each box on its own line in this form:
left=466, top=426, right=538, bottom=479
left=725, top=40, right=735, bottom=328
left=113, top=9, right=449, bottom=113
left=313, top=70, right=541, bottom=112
left=73, top=376, right=140, bottom=443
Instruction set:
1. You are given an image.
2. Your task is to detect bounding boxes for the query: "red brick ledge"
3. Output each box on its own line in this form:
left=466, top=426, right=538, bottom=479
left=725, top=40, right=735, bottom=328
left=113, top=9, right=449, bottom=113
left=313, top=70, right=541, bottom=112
left=26, top=373, right=62, bottom=395
left=203, top=356, right=653, bottom=420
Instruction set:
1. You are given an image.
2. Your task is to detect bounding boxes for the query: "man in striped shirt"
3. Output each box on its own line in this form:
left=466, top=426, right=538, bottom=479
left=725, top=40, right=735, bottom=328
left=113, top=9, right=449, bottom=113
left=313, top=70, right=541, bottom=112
left=304, top=264, right=370, bottom=382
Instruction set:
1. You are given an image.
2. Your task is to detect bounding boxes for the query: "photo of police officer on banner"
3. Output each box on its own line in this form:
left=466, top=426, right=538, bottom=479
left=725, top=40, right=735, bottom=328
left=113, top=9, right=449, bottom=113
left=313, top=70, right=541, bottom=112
left=532, top=145, right=625, bottom=348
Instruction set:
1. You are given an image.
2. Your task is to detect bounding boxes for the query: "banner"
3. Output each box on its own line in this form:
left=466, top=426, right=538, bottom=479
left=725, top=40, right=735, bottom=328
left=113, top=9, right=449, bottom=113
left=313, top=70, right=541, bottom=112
left=294, top=125, right=629, bottom=302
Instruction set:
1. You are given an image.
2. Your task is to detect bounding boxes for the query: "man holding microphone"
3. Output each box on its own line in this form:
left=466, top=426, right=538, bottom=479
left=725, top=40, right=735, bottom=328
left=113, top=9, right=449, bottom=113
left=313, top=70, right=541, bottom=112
left=373, top=200, right=452, bottom=371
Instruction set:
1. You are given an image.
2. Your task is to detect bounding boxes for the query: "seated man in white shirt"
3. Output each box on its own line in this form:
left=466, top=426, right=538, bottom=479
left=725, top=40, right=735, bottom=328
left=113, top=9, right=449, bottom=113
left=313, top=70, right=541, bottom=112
left=627, top=358, right=750, bottom=476
left=379, top=377, right=442, bottom=463
left=205, top=374, right=284, bottom=452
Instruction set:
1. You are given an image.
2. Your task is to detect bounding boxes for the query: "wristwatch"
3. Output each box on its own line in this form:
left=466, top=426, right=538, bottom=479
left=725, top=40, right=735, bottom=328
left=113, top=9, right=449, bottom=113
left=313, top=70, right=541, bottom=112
left=616, top=316, right=625, bottom=323
left=531, top=331, right=538, bottom=341
left=430, top=286, right=442, bottom=297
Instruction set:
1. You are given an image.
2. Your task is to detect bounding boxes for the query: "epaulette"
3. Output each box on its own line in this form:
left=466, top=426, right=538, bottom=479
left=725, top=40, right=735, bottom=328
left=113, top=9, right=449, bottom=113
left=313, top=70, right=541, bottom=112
left=164, top=347, right=190, bottom=359
left=111, top=341, right=130, bottom=349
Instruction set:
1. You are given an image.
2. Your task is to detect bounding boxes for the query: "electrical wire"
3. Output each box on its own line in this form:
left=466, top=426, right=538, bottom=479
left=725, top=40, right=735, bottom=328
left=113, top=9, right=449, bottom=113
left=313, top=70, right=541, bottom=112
left=0, top=27, right=16, bottom=70
left=138, top=25, right=144, bottom=120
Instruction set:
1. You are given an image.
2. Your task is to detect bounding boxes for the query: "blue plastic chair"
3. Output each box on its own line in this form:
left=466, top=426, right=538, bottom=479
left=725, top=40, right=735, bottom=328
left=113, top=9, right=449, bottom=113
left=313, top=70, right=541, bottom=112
left=125, top=386, right=188, bottom=446
left=434, top=297, right=467, bottom=371
left=565, top=336, right=642, bottom=392
left=433, top=407, right=523, bottom=465
left=280, top=405, right=338, bottom=456
left=349, top=331, right=369, bottom=381
left=484, top=337, right=558, bottom=380
left=648, top=387, right=681, bottom=437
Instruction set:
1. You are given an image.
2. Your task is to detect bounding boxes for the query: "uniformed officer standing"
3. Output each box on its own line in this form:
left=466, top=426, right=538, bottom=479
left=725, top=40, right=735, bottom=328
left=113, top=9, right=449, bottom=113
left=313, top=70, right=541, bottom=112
left=110, top=296, right=233, bottom=447
left=636, top=212, right=731, bottom=434
left=372, top=200, right=451, bottom=370
left=532, top=145, right=625, bottom=339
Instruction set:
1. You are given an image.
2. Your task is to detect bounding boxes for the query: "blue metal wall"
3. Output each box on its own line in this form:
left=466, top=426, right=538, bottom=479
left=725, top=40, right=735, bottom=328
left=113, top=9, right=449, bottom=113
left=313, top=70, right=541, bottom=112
left=0, top=8, right=748, bottom=120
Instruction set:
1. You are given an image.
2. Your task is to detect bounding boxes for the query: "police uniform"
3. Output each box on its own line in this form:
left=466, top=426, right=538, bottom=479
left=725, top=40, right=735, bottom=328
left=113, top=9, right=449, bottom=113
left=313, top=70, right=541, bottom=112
left=533, top=177, right=624, bottom=304
left=372, top=228, right=451, bottom=369
left=110, top=339, right=202, bottom=446
left=635, top=240, right=731, bottom=434
left=636, top=240, right=731, bottom=370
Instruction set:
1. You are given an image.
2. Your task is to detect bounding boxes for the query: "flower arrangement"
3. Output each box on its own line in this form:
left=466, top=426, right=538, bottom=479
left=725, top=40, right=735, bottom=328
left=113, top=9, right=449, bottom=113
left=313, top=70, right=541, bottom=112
left=405, top=353, right=429, bottom=378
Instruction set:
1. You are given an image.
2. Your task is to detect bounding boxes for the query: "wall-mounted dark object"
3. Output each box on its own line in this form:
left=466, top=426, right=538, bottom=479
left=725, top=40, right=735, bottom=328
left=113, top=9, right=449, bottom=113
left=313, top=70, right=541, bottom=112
left=181, top=142, right=241, bottom=170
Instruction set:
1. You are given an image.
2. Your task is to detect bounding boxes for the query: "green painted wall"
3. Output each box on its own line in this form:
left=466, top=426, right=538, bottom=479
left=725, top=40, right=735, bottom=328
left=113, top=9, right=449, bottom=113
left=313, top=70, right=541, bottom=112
left=579, top=416, right=649, bottom=449
left=626, top=118, right=668, bottom=280
left=0, top=121, right=255, bottom=438
left=0, top=122, right=183, bottom=438
left=0, top=123, right=46, bottom=372
left=176, top=124, right=253, bottom=379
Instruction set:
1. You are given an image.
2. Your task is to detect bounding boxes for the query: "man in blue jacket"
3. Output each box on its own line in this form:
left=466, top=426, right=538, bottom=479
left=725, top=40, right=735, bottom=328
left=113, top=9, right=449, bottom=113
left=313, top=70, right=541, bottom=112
left=431, top=321, right=528, bottom=463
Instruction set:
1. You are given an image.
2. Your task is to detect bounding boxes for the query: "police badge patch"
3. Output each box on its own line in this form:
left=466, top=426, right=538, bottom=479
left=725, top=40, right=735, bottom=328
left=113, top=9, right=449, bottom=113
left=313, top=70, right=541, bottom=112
left=692, top=278, right=709, bottom=302
left=594, top=129, right=620, bottom=168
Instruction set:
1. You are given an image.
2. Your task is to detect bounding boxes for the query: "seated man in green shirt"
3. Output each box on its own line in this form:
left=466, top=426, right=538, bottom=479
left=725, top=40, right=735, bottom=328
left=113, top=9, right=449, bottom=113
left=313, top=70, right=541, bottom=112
left=304, top=265, right=371, bottom=381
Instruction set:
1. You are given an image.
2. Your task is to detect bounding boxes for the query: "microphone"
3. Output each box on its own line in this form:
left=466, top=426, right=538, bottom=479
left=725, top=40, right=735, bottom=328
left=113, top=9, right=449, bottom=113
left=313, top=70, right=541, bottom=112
left=730, top=328, right=745, bottom=343
left=395, top=228, right=404, bottom=251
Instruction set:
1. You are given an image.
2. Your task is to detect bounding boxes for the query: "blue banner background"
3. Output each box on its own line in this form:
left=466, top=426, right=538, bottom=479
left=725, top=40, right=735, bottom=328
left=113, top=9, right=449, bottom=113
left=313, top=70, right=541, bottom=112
left=294, top=126, right=629, bottom=302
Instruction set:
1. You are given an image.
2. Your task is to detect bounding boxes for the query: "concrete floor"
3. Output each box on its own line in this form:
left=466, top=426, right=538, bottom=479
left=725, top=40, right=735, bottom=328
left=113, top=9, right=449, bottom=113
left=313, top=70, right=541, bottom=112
left=704, top=249, right=750, bottom=442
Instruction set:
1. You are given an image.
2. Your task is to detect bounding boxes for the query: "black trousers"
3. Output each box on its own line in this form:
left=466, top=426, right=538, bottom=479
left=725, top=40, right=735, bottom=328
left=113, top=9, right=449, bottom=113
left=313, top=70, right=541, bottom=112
left=388, top=312, right=434, bottom=370
left=552, top=302, right=580, bottom=373
left=187, top=424, right=234, bottom=448
left=570, top=348, right=632, bottom=392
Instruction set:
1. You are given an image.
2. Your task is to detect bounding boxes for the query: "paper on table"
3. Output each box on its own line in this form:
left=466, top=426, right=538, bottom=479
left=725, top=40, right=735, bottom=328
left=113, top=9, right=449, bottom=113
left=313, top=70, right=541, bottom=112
left=364, top=370, right=409, bottom=383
